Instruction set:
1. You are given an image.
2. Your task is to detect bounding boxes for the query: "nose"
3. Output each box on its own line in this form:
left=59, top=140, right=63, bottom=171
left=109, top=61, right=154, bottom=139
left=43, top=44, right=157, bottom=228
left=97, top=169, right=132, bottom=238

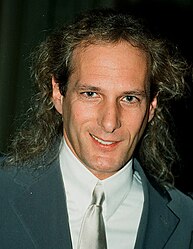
left=98, top=101, right=121, bottom=133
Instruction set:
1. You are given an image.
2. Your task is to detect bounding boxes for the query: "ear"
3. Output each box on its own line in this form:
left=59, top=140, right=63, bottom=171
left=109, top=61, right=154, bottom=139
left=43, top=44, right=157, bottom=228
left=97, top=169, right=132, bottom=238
left=148, top=95, right=157, bottom=122
left=52, top=77, right=63, bottom=114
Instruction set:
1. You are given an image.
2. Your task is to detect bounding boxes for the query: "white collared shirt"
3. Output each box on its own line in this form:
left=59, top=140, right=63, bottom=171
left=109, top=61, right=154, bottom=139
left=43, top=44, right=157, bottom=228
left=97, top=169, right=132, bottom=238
left=59, top=139, right=144, bottom=249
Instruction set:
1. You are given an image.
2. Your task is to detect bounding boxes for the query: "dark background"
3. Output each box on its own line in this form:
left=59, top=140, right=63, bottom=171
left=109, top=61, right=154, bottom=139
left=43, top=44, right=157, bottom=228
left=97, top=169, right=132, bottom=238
left=0, top=0, right=192, bottom=193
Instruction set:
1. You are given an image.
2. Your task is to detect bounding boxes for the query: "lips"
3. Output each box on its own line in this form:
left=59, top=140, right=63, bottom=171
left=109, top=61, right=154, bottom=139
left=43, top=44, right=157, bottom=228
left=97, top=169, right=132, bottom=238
left=90, top=134, right=117, bottom=146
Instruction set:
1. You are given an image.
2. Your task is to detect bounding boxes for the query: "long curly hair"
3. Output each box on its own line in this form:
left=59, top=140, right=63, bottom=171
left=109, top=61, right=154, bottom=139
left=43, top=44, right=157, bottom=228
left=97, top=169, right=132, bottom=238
left=7, top=8, right=190, bottom=186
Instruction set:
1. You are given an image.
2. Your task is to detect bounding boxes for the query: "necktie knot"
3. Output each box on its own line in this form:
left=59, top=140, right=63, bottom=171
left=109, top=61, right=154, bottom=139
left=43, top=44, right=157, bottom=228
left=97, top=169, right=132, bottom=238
left=92, top=183, right=105, bottom=206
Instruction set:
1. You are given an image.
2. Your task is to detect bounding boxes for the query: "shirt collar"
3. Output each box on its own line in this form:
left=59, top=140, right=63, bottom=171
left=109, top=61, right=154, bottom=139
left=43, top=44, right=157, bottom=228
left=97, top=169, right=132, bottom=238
left=60, top=138, right=133, bottom=220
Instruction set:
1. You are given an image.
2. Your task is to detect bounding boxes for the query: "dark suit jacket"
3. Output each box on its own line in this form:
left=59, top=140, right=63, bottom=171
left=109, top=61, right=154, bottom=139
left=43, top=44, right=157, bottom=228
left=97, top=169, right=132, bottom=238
left=0, top=140, right=193, bottom=249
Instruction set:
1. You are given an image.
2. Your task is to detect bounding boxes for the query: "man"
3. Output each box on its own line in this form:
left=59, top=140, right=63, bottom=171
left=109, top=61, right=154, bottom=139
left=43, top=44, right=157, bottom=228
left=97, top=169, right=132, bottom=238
left=0, top=8, right=193, bottom=249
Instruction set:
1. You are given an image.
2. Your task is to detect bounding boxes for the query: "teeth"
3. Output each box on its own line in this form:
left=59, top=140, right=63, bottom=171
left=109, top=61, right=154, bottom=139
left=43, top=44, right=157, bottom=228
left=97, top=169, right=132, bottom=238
left=92, top=135, right=114, bottom=145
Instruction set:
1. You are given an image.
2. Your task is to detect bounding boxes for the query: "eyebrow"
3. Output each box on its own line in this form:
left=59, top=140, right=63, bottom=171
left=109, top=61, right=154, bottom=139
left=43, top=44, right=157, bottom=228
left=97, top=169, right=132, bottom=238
left=122, top=90, right=147, bottom=97
left=74, top=83, right=101, bottom=92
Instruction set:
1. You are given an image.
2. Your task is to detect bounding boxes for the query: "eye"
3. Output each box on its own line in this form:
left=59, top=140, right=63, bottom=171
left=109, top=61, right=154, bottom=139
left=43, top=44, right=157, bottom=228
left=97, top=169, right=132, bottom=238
left=122, top=95, right=139, bottom=103
left=81, top=91, right=98, bottom=98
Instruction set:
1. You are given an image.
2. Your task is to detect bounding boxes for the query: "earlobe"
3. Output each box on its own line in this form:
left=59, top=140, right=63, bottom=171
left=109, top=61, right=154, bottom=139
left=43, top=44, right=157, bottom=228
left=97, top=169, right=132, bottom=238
left=148, top=96, right=157, bottom=122
left=52, top=77, right=63, bottom=114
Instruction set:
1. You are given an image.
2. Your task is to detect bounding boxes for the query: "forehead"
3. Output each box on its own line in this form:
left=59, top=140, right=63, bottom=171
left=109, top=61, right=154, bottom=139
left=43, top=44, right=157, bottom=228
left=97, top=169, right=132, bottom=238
left=71, top=41, right=148, bottom=71
left=69, top=42, right=149, bottom=90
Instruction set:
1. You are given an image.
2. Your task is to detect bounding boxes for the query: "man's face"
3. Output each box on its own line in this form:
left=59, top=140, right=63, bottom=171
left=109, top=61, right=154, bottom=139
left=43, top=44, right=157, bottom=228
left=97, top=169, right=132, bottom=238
left=52, top=42, right=157, bottom=179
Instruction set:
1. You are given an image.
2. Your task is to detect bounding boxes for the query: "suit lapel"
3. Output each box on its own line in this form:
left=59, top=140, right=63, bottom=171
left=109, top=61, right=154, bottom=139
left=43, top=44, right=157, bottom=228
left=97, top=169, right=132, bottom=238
left=134, top=159, right=179, bottom=249
left=10, top=159, right=72, bottom=249
left=142, top=181, right=179, bottom=248
left=189, top=231, right=193, bottom=249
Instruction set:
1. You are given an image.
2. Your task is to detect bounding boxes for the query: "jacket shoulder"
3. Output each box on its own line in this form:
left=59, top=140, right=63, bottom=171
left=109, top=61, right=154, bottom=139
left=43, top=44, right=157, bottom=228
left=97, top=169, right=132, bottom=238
left=169, top=187, right=193, bottom=204
left=0, top=157, right=20, bottom=198
left=168, top=187, right=193, bottom=221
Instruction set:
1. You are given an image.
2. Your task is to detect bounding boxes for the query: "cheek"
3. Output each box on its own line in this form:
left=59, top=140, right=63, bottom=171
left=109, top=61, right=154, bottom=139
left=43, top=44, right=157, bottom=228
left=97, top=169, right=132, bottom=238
left=137, top=113, right=149, bottom=138
left=125, top=111, right=148, bottom=137
left=62, top=102, right=93, bottom=134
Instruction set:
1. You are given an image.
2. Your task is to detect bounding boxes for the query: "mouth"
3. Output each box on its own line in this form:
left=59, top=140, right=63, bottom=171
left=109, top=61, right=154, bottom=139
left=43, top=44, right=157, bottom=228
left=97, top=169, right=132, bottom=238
left=90, top=134, right=117, bottom=146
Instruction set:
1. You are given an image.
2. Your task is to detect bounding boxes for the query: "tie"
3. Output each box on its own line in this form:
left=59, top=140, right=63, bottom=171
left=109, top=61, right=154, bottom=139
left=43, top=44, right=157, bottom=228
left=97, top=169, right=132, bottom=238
left=77, top=183, right=107, bottom=249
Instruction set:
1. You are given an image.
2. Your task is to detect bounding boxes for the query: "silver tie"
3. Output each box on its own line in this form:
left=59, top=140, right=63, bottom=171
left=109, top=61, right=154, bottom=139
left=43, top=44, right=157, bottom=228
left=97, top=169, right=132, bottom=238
left=77, top=183, right=107, bottom=249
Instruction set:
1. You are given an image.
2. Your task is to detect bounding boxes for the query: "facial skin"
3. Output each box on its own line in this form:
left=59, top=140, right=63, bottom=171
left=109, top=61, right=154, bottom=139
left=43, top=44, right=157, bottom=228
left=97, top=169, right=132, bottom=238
left=52, top=42, right=157, bottom=180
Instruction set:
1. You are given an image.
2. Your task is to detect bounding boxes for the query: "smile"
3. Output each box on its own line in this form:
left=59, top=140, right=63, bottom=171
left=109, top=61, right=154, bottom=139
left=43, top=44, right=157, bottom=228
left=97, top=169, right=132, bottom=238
left=91, top=134, right=116, bottom=145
